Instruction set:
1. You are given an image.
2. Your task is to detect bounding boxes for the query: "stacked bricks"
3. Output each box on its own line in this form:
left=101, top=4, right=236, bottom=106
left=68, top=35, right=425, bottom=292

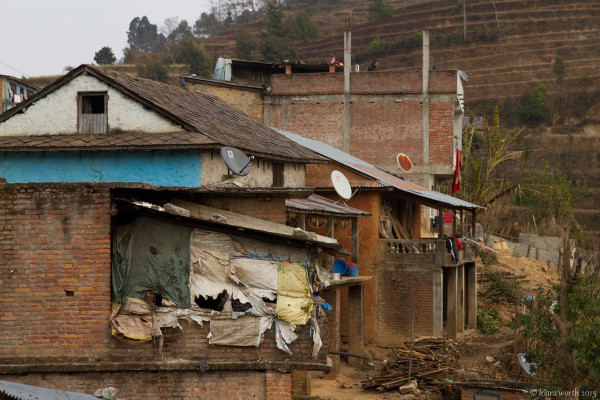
left=265, top=371, right=292, bottom=400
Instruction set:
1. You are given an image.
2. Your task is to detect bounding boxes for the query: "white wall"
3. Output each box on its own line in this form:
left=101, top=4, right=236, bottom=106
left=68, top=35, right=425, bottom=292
left=0, top=75, right=184, bottom=136
left=201, top=150, right=306, bottom=188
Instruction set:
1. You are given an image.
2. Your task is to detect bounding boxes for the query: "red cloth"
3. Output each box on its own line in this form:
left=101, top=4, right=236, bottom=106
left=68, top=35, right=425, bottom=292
left=452, top=149, right=462, bottom=196
left=455, top=238, right=462, bottom=251
left=444, top=212, right=453, bottom=224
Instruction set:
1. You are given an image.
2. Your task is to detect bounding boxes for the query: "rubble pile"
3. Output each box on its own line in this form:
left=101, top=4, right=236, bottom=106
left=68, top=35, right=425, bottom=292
left=362, top=337, right=460, bottom=391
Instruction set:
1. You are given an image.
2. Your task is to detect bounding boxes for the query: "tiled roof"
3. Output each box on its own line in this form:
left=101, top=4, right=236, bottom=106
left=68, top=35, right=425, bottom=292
left=0, top=65, right=323, bottom=163
left=86, top=66, right=322, bottom=162
left=0, top=131, right=216, bottom=151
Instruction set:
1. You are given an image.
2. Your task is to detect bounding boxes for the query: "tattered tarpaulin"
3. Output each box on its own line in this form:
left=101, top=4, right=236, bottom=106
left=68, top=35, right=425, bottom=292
left=277, top=261, right=313, bottom=326
left=110, top=297, right=153, bottom=343
left=209, top=314, right=262, bottom=346
left=112, top=217, right=193, bottom=308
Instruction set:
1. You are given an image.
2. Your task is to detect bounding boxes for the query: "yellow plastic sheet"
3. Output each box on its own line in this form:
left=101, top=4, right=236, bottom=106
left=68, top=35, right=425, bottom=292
left=277, top=261, right=313, bottom=326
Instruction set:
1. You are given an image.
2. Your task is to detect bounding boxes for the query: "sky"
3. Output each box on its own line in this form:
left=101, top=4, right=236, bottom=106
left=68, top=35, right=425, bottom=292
left=1, top=0, right=213, bottom=78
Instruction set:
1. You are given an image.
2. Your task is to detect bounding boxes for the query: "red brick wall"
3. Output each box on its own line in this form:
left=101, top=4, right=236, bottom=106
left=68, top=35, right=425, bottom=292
left=461, top=388, right=527, bottom=400
left=0, top=184, right=326, bottom=399
left=0, top=184, right=112, bottom=360
left=3, top=370, right=271, bottom=400
left=429, top=102, right=455, bottom=166
left=266, top=371, right=292, bottom=400
left=270, top=71, right=457, bottom=96
left=268, top=71, right=457, bottom=172
left=377, top=270, right=434, bottom=346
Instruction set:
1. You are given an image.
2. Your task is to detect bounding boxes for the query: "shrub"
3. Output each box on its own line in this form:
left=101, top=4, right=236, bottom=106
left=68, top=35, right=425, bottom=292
left=477, top=308, right=501, bottom=334
left=482, top=270, right=523, bottom=304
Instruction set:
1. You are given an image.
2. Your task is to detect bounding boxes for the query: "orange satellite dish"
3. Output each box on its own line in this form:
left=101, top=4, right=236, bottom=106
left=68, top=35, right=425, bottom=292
left=396, top=153, right=413, bottom=172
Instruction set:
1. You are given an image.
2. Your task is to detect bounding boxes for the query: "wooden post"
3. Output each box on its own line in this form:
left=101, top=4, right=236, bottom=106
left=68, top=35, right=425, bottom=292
left=351, top=217, right=358, bottom=265
left=471, top=210, right=476, bottom=238
left=452, top=209, right=457, bottom=237
left=460, top=209, right=464, bottom=237
left=298, top=214, right=306, bottom=230
left=438, top=208, right=444, bottom=237
left=327, top=217, right=335, bottom=270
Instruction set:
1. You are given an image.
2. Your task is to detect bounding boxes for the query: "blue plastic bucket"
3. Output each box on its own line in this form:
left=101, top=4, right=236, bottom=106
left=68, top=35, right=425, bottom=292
left=333, top=259, right=348, bottom=275
left=347, top=263, right=358, bottom=277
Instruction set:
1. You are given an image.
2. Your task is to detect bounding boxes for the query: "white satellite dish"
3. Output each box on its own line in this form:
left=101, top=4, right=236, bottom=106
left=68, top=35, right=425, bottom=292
left=331, top=170, right=352, bottom=200
left=516, top=353, right=537, bottom=380
left=396, top=153, right=413, bottom=172
left=220, top=146, right=254, bottom=176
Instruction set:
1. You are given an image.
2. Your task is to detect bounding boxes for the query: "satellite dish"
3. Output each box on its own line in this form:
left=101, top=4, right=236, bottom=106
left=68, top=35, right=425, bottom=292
left=331, top=170, right=352, bottom=200
left=220, top=146, right=254, bottom=176
left=396, top=153, right=413, bottom=172
left=517, top=353, right=537, bottom=377
left=458, top=70, right=469, bottom=82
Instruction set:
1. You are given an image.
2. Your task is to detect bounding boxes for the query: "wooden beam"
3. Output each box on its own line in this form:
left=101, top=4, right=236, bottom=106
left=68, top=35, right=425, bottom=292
left=351, top=217, right=359, bottom=264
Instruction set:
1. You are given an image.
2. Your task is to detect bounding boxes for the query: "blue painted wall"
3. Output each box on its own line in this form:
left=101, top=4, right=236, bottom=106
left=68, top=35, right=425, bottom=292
left=0, top=150, right=202, bottom=186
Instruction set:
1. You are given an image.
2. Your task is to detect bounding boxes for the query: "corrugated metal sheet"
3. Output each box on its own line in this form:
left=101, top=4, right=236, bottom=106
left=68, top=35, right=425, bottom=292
left=306, top=178, right=385, bottom=189
left=0, top=380, right=104, bottom=400
left=277, top=129, right=482, bottom=210
left=286, top=194, right=371, bottom=217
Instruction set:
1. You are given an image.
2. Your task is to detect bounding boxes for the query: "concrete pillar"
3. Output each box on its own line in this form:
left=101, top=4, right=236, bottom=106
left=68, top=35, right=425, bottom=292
left=446, top=267, right=458, bottom=338
left=347, top=285, right=364, bottom=367
left=432, top=269, right=443, bottom=336
left=322, top=288, right=340, bottom=379
left=466, top=262, right=477, bottom=329
left=343, top=30, right=351, bottom=153
left=457, top=265, right=464, bottom=335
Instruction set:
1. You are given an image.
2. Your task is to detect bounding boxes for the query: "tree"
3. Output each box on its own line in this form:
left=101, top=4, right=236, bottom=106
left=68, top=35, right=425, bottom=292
left=127, top=16, right=164, bottom=53
left=461, top=106, right=524, bottom=207
left=176, top=38, right=212, bottom=77
left=94, top=47, right=116, bottom=65
left=235, top=29, right=257, bottom=60
left=258, top=0, right=297, bottom=62
left=553, top=56, right=567, bottom=84
left=367, top=0, right=395, bottom=20
left=162, top=17, right=193, bottom=63
left=264, top=0, right=286, bottom=37
left=193, top=12, right=222, bottom=37
left=290, top=13, right=318, bottom=41
left=135, top=55, right=169, bottom=83
left=520, top=83, right=548, bottom=123
left=512, top=240, right=600, bottom=399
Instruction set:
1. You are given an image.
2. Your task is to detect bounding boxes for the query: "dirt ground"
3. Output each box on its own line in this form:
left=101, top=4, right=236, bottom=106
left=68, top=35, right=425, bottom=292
left=307, top=253, right=557, bottom=399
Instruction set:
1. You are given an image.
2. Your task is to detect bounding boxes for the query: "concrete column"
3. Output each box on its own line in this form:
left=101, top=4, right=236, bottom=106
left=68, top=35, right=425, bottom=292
left=347, top=284, right=364, bottom=367
left=343, top=30, right=352, bottom=153
left=432, top=269, right=444, bottom=336
left=466, top=262, right=477, bottom=329
left=446, top=267, right=458, bottom=338
left=457, top=265, right=464, bottom=335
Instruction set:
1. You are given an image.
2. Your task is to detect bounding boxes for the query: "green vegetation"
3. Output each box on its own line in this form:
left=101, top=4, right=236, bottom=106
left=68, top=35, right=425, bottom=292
left=93, top=47, right=116, bottom=65
left=520, top=83, right=548, bottom=124
left=176, top=39, right=212, bottom=77
left=258, top=0, right=298, bottom=61
left=477, top=308, right=501, bottom=334
left=135, top=55, right=169, bottom=83
left=367, top=0, right=395, bottom=20
left=235, top=29, right=258, bottom=60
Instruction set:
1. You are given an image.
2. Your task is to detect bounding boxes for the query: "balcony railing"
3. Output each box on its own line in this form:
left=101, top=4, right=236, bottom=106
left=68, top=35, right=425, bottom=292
left=381, top=238, right=475, bottom=267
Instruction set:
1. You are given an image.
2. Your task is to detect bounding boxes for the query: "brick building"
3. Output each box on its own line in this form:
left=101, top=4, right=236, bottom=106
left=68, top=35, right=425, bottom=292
left=0, top=65, right=342, bottom=400
left=279, top=130, right=480, bottom=354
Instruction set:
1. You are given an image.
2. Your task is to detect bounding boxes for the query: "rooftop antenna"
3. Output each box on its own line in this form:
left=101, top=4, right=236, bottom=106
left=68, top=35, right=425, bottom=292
left=331, top=170, right=355, bottom=203
left=220, top=146, right=254, bottom=176
left=390, top=153, right=414, bottom=174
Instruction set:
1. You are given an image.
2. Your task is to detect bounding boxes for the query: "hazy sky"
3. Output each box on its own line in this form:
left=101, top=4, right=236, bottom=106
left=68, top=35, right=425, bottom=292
left=1, top=0, right=212, bottom=78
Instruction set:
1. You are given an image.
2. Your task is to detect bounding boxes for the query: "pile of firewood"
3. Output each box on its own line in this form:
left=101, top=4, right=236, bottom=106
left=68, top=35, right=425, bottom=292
left=362, top=337, right=460, bottom=391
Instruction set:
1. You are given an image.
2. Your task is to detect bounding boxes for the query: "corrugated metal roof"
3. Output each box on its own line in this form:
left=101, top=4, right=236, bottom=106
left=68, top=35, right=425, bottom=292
left=286, top=194, right=371, bottom=217
left=0, top=380, right=105, bottom=400
left=0, top=65, right=323, bottom=163
left=277, top=129, right=482, bottom=210
left=306, top=178, right=385, bottom=189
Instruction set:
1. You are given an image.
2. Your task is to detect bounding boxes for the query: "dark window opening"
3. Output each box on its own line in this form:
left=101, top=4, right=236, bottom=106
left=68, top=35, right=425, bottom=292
left=272, top=163, right=284, bottom=187
left=194, top=290, right=229, bottom=311
left=81, top=95, right=105, bottom=114
left=232, top=298, right=253, bottom=312
left=64, top=289, right=75, bottom=297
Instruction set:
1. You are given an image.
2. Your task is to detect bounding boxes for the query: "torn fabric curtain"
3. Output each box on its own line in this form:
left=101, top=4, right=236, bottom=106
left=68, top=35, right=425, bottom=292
left=112, top=216, right=193, bottom=308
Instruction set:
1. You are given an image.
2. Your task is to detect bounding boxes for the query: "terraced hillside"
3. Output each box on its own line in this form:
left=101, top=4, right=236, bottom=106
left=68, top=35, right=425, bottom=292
left=201, top=0, right=600, bottom=236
